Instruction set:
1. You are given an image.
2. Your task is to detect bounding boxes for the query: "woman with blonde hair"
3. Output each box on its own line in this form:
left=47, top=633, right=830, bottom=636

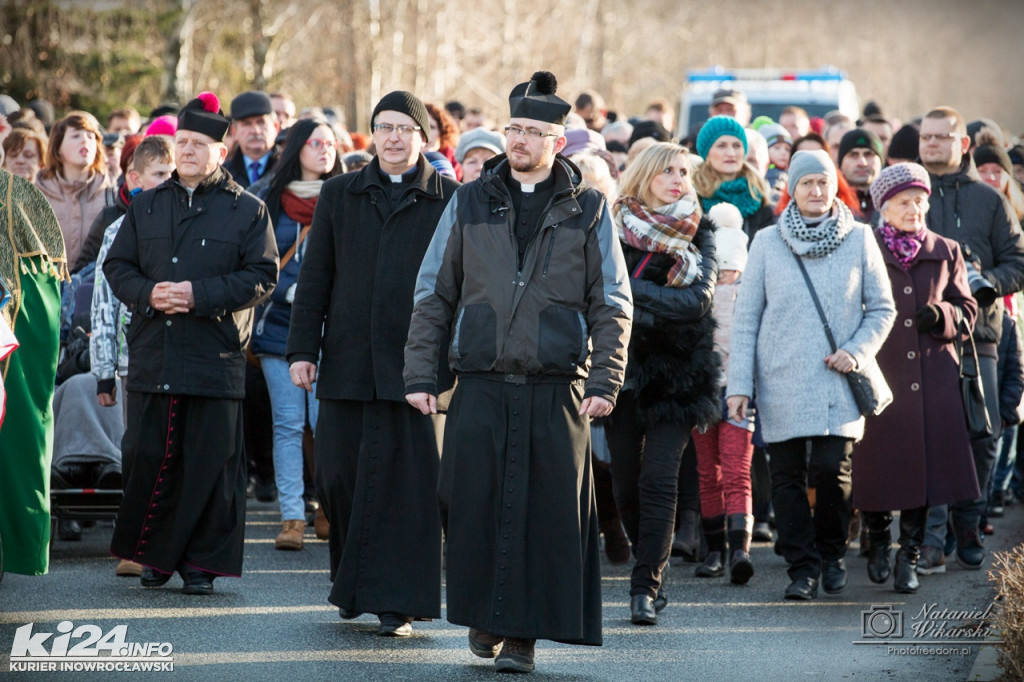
left=35, top=111, right=112, bottom=270
left=693, top=115, right=774, bottom=238
left=606, top=141, right=720, bottom=624
left=974, top=128, right=1024, bottom=222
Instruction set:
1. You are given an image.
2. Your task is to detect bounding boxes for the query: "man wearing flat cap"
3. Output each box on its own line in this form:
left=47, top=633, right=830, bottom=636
left=224, top=90, right=280, bottom=188
left=404, top=70, right=632, bottom=672
left=286, top=90, right=460, bottom=637
left=105, top=91, right=278, bottom=595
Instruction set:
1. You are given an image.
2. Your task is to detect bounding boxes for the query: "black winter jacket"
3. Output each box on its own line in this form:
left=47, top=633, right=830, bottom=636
left=403, top=155, right=633, bottom=404
left=618, top=214, right=721, bottom=430
left=104, top=166, right=278, bottom=399
left=926, top=156, right=1024, bottom=347
left=286, top=156, right=460, bottom=402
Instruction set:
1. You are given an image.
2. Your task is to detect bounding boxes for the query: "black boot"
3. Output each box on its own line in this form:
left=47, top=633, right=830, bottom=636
left=894, top=507, right=926, bottom=593
left=727, top=514, right=754, bottom=585
left=672, top=508, right=701, bottom=562
left=863, top=511, right=892, bottom=584
left=695, top=515, right=726, bottom=578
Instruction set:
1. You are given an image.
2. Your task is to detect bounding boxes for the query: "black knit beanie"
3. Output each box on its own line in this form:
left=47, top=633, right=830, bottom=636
left=887, top=124, right=919, bottom=162
left=838, top=128, right=883, bottom=165
left=974, top=143, right=1013, bottom=175
left=370, top=91, right=430, bottom=141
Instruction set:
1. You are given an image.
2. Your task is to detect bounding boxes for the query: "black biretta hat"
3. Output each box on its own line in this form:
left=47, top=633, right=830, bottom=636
left=177, top=92, right=230, bottom=142
left=509, top=71, right=571, bottom=125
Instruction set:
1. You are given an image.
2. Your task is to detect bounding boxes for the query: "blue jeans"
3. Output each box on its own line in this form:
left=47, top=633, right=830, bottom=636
left=260, top=355, right=318, bottom=521
left=991, top=424, right=1019, bottom=501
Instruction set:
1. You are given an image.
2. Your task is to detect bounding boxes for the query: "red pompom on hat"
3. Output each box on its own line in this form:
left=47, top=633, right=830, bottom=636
left=197, top=91, right=220, bottom=114
left=177, top=91, right=230, bottom=141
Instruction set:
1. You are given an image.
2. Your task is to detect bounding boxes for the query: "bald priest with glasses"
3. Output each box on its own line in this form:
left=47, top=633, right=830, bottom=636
left=286, top=90, right=460, bottom=637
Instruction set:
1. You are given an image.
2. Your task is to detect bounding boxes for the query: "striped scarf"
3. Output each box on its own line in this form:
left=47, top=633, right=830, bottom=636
left=613, top=194, right=702, bottom=288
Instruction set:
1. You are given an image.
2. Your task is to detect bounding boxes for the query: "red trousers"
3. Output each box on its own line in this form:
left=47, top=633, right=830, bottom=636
left=693, top=422, right=753, bottom=517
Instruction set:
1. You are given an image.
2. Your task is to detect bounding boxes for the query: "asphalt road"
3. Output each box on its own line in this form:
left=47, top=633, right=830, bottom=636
left=1, top=498, right=1019, bottom=681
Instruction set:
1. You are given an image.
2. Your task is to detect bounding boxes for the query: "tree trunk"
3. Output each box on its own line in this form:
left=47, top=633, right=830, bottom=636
left=161, top=0, right=197, bottom=103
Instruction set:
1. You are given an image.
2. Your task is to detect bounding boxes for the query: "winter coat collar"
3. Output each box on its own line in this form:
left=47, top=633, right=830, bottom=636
left=929, top=154, right=981, bottom=189
left=167, top=165, right=243, bottom=198
left=349, top=155, right=444, bottom=198
left=480, top=153, right=586, bottom=203
left=876, top=226, right=955, bottom=267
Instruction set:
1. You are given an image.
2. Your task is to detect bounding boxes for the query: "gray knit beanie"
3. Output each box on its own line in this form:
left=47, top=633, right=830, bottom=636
left=787, top=150, right=837, bottom=197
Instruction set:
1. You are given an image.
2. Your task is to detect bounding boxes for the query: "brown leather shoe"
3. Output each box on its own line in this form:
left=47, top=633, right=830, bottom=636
left=495, top=637, right=535, bottom=672
left=314, top=507, right=330, bottom=540
left=468, top=628, right=504, bottom=658
left=275, top=519, right=305, bottom=550
left=115, top=560, right=143, bottom=577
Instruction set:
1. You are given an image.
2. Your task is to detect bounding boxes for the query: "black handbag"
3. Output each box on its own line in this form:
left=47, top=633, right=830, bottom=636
left=791, top=250, right=892, bottom=417
left=957, top=317, right=993, bottom=440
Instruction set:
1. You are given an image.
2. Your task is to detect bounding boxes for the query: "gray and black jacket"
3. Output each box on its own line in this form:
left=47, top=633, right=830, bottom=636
left=926, top=155, right=1024, bottom=349
left=404, top=155, right=633, bottom=404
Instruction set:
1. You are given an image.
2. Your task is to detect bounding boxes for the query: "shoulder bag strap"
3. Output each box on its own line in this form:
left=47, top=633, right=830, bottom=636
left=278, top=224, right=312, bottom=270
left=790, top=249, right=839, bottom=353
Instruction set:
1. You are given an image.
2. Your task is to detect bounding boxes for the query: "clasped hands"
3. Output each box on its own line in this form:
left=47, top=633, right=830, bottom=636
left=149, top=281, right=194, bottom=314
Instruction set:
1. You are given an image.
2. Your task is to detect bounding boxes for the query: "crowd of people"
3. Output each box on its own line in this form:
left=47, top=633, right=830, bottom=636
left=1, top=73, right=1023, bottom=674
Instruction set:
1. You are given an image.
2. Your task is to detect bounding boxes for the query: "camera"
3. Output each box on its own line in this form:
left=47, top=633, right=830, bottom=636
left=960, top=244, right=997, bottom=307
left=862, top=604, right=903, bottom=638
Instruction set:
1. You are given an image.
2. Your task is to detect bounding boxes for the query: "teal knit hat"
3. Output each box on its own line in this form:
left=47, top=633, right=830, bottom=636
left=697, top=115, right=748, bottom=159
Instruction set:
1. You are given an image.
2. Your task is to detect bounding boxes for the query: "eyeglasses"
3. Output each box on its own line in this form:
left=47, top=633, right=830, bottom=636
left=504, top=125, right=559, bottom=139
left=373, top=123, right=421, bottom=137
left=920, top=132, right=960, bottom=143
left=305, top=139, right=338, bottom=150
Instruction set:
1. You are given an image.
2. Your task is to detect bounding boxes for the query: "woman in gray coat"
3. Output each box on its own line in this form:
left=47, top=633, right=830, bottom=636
left=727, top=151, right=896, bottom=601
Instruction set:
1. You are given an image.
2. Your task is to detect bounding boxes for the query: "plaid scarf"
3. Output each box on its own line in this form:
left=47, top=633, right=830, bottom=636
left=613, top=194, right=702, bottom=288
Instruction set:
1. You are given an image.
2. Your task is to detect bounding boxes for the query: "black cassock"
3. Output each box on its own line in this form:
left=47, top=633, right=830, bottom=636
left=439, top=375, right=603, bottom=645
left=316, top=398, right=443, bottom=618
left=111, top=392, right=247, bottom=576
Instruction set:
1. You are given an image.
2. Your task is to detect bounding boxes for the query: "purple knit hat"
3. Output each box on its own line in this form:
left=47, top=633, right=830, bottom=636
left=870, top=162, right=931, bottom=209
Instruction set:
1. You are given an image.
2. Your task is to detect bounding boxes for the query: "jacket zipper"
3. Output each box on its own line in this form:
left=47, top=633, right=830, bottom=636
left=542, top=226, right=559, bottom=276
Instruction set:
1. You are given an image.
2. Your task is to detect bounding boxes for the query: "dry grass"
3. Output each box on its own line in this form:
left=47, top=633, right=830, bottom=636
left=988, top=544, right=1024, bottom=680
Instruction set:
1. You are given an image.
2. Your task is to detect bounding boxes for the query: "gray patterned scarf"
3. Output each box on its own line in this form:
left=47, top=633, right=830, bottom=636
left=778, top=199, right=855, bottom=258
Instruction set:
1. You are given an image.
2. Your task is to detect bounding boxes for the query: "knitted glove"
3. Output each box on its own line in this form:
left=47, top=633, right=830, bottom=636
left=914, top=304, right=943, bottom=331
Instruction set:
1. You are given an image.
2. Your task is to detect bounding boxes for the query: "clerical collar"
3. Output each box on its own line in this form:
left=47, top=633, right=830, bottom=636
left=378, top=164, right=419, bottom=184
left=509, top=173, right=555, bottom=195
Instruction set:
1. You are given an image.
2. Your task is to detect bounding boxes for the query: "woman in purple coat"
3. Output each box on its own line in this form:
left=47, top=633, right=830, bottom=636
left=854, top=163, right=980, bottom=594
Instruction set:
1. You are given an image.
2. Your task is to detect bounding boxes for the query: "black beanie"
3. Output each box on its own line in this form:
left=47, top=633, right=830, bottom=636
left=628, top=119, right=671, bottom=148
left=887, top=124, right=919, bottom=162
left=974, top=143, right=1013, bottom=175
left=370, top=91, right=430, bottom=141
left=838, top=127, right=883, bottom=165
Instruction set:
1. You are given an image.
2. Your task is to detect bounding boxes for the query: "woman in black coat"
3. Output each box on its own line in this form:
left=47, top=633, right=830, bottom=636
left=606, top=142, right=720, bottom=625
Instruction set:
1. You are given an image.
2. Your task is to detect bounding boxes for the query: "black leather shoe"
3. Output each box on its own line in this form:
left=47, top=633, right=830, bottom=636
left=57, top=519, right=82, bottom=541
left=784, top=577, right=818, bottom=600
left=254, top=479, right=278, bottom=503
left=378, top=613, right=412, bottom=637
left=653, top=588, right=668, bottom=613
left=338, top=607, right=363, bottom=619
left=822, top=559, right=848, bottom=594
left=695, top=551, right=725, bottom=578
left=630, top=594, right=657, bottom=625
left=179, top=565, right=215, bottom=595
left=140, top=567, right=172, bottom=587
left=867, top=534, right=891, bottom=584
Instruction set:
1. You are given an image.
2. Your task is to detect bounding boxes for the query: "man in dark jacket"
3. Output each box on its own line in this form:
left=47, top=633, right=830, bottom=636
left=104, top=92, right=278, bottom=595
left=917, top=105, right=1024, bottom=572
left=286, top=91, right=460, bottom=637
left=223, top=90, right=280, bottom=188
left=404, top=71, right=632, bottom=673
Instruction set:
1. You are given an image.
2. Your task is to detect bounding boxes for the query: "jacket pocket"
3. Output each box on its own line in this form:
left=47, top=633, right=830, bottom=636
left=453, top=303, right=498, bottom=371
left=538, top=305, right=587, bottom=372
